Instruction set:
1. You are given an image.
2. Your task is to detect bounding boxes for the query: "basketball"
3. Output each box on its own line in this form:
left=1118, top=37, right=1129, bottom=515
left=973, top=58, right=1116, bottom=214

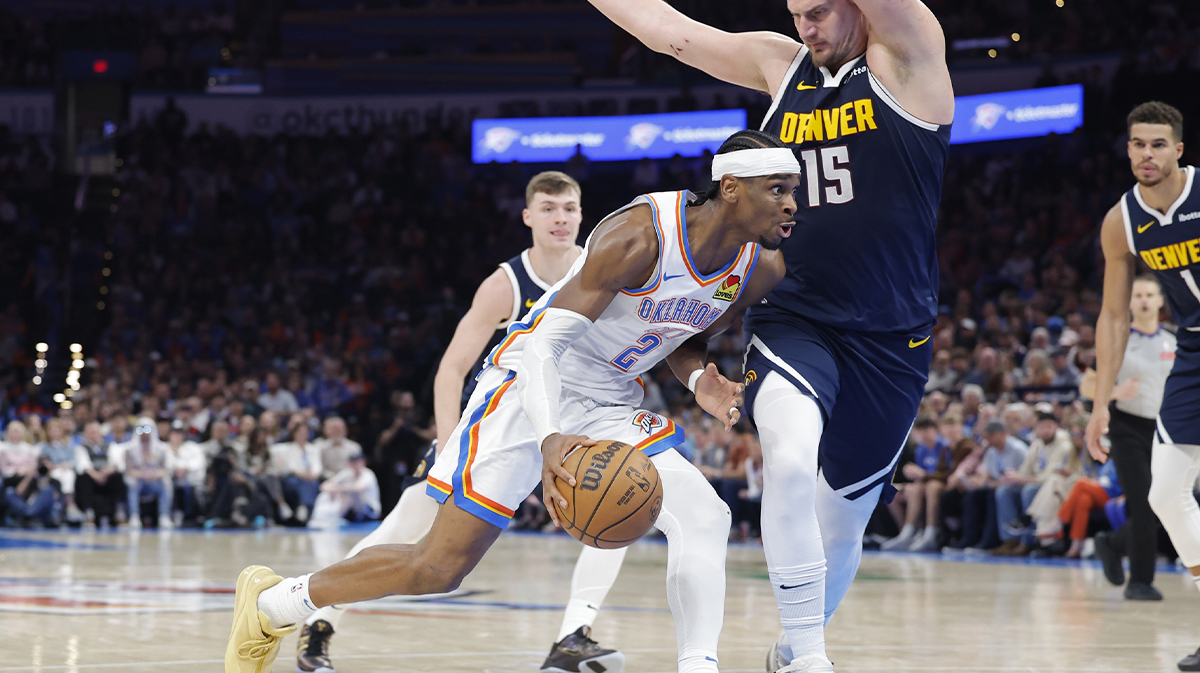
left=553, top=440, right=663, bottom=549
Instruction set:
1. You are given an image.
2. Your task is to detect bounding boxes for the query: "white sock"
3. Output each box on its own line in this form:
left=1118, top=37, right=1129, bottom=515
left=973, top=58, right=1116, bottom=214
left=1192, top=574, right=1200, bottom=595
left=257, top=573, right=316, bottom=629
left=768, top=560, right=826, bottom=661
left=556, top=546, right=628, bottom=641
left=896, top=524, right=915, bottom=539
left=678, top=654, right=719, bottom=673
left=306, top=483, right=442, bottom=630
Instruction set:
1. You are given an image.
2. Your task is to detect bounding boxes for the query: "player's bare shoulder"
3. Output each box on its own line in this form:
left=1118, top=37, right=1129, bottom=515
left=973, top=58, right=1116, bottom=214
left=858, top=0, right=954, bottom=124
left=582, top=202, right=661, bottom=290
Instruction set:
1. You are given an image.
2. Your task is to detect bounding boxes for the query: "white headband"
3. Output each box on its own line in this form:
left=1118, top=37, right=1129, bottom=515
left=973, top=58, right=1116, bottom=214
left=710, top=147, right=800, bottom=181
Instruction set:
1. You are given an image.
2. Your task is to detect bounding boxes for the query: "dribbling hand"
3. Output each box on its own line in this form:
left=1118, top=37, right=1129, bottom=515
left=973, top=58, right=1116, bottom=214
left=539, top=433, right=596, bottom=528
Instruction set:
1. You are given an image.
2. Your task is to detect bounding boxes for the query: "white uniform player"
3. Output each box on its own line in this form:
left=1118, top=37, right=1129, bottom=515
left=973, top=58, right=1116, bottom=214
left=226, top=136, right=799, bottom=673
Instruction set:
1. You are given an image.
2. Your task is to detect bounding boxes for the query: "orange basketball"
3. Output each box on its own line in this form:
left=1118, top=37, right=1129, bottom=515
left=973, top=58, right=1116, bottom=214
left=553, top=440, right=663, bottom=549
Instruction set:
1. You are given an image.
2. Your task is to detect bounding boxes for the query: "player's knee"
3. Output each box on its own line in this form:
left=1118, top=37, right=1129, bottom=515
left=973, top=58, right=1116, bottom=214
left=694, top=489, right=732, bottom=539
left=1147, top=477, right=1182, bottom=522
left=408, top=544, right=478, bottom=594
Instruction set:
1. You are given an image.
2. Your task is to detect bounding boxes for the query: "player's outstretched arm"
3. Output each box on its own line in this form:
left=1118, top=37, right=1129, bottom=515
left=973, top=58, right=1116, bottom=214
left=852, top=0, right=954, bottom=124
left=1085, top=205, right=1138, bottom=462
left=585, top=0, right=801, bottom=95
left=432, top=269, right=515, bottom=452
left=666, top=249, right=787, bottom=430
left=517, top=208, right=659, bottom=522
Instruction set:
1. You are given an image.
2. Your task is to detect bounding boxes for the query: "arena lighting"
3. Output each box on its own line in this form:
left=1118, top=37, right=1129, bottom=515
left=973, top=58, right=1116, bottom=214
left=72, top=360, right=84, bottom=370
left=70, top=343, right=82, bottom=353
left=35, top=359, right=46, bottom=369
left=53, top=394, right=65, bottom=403
left=70, top=382, right=80, bottom=391
left=35, top=342, right=47, bottom=352
left=92, top=59, right=108, bottom=74
left=988, top=49, right=997, bottom=58
left=61, top=400, right=73, bottom=410
left=32, top=376, right=41, bottom=385
left=1012, top=33, right=1021, bottom=42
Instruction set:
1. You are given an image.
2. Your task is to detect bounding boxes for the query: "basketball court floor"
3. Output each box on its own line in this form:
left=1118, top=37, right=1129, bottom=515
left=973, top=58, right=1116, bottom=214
left=0, top=524, right=1196, bottom=672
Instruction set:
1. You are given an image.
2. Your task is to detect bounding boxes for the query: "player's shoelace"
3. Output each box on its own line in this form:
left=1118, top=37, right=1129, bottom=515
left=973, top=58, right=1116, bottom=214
left=304, top=627, right=331, bottom=659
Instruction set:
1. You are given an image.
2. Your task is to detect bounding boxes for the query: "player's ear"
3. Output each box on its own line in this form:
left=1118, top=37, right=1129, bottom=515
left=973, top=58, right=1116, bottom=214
left=522, top=208, right=533, bottom=228
left=719, top=175, right=738, bottom=203
left=1177, top=141, right=1184, bottom=160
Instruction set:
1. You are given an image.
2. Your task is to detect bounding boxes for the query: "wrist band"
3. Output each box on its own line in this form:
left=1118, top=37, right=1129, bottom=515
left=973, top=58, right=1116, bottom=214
left=687, top=368, right=705, bottom=393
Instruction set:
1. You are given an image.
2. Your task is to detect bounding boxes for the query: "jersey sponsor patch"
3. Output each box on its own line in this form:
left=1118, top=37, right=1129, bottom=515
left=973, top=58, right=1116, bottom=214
left=713, top=274, right=742, bottom=302
left=633, top=411, right=665, bottom=435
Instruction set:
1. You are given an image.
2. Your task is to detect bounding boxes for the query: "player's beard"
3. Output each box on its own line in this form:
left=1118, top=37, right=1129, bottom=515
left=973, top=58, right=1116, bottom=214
left=758, top=233, right=784, bottom=251
left=1135, top=161, right=1173, bottom=188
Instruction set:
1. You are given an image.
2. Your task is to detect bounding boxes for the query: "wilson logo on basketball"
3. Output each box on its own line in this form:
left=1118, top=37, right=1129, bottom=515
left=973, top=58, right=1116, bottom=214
left=633, top=411, right=664, bottom=435
left=712, top=275, right=741, bottom=302
left=579, top=443, right=621, bottom=492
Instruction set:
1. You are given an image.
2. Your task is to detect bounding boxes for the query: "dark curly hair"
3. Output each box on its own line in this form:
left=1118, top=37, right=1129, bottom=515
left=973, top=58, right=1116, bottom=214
left=691, top=129, right=789, bottom=206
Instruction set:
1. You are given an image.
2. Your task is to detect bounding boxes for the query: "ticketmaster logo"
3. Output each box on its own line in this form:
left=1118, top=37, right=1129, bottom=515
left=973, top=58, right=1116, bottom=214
left=661, top=126, right=743, bottom=143
left=520, top=132, right=605, bottom=149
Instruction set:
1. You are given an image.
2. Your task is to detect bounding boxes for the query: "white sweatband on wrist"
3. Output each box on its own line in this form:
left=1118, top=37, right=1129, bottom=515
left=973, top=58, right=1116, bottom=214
left=687, top=368, right=705, bottom=393
left=517, top=307, right=594, bottom=448
left=710, top=148, right=801, bottom=181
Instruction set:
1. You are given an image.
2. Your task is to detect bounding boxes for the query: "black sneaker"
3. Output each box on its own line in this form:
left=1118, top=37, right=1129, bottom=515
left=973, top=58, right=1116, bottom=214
left=541, top=626, right=625, bottom=673
left=1180, top=645, right=1200, bottom=672
left=1093, top=532, right=1125, bottom=586
left=296, top=619, right=335, bottom=673
left=1124, top=582, right=1163, bottom=601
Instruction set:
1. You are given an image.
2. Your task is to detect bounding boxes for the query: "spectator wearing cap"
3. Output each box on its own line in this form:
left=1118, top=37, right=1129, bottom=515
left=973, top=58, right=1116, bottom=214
left=315, top=417, right=362, bottom=480
left=944, top=421, right=1029, bottom=550
left=271, top=423, right=322, bottom=524
left=258, top=372, right=299, bottom=414
left=75, top=421, right=125, bottom=526
left=309, top=452, right=380, bottom=529
left=992, top=411, right=1077, bottom=556
left=166, top=421, right=206, bottom=526
left=123, top=417, right=173, bottom=529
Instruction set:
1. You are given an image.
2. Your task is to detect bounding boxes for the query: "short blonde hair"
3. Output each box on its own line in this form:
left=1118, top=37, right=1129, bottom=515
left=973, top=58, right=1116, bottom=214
left=525, top=171, right=581, bottom=207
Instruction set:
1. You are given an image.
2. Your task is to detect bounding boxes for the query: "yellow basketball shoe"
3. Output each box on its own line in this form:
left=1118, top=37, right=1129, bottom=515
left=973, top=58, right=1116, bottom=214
left=225, top=565, right=298, bottom=673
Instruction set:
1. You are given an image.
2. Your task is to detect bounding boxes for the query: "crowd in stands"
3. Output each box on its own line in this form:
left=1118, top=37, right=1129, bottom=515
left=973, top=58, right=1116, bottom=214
left=1, top=0, right=1198, bottom=90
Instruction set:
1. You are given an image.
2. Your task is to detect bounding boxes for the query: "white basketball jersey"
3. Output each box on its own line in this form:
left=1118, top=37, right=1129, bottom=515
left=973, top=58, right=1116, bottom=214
left=485, top=190, right=762, bottom=406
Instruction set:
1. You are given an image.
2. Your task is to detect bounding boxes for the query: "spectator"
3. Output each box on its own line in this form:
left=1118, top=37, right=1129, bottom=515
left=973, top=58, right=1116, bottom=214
left=992, top=411, right=1077, bottom=556
left=166, top=421, right=206, bottom=526
left=1, top=421, right=38, bottom=488
left=272, top=423, right=322, bottom=524
left=258, top=372, right=300, bottom=414
left=124, top=417, right=173, bottom=530
left=925, top=349, right=956, bottom=392
left=950, top=421, right=1029, bottom=551
left=40, top=419, right=83, bottom=523
left=1048, top=346, right=1082, bottom=402
left=1049, top=458, right=1122, bottom=559
left=310, top=453, right=380, bottom=529
left=75, top=421, right=125, bottom=526
left=4, top=456, right=60, bottom=527
left=883, top=417, right=955, bottom=552
left=315, top=416, right=362, bottom=479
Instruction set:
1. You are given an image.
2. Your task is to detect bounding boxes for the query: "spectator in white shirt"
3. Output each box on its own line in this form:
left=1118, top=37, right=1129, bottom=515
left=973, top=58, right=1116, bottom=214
left=310, top=453, right=380, bottom=529
left=124, top=417, right=173, bottom=529
left=40, top=419, right=83, bottom=523
left=315, top=416, right=362, bottom=479
left=1, top=420, right=39, bottom=484
left=271, top=423, right=322, bottom=524
left=258, top=372, right=299, bottom=414
left=166, top=421, right=207, bottom=525
left=75, top=422, right=124, bottom=526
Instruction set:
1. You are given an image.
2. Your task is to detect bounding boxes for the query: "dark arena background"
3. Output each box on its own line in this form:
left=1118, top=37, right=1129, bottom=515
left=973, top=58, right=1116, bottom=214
left=1, top=1, right=1200, bottom=672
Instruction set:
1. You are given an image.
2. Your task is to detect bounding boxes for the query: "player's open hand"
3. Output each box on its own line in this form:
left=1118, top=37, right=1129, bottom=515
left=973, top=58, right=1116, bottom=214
left=693, top=362, right=744, bottom=431
left=1084, top=404, right=1110, bottom=463
left=539, top=433, right=596, bottom=527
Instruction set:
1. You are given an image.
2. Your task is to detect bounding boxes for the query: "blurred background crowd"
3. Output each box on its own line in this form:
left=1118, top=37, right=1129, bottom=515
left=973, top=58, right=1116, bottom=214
left=0, top=0, right=1198, bottom=575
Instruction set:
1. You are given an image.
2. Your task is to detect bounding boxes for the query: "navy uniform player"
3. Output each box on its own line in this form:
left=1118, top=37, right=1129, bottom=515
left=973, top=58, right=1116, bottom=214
left=1085, top=102, right=1200, bottom=673
left=583, top=1, right=953, bottom=670
left=294, top=172, right=629, bottom=673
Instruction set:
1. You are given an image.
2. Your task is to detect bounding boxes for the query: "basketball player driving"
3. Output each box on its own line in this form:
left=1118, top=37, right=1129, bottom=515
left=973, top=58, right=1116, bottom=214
left=225, top=133, right=797, bottom=673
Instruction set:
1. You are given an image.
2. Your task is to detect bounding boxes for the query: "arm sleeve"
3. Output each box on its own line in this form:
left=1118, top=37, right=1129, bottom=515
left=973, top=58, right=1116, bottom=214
left=516, top=308, right=594, bottom=448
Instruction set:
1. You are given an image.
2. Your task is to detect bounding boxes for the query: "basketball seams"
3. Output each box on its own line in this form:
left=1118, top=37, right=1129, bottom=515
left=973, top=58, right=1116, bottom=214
left=595, top=464, right=662, bottom=544
left=579, top=443, right=639, bottom=538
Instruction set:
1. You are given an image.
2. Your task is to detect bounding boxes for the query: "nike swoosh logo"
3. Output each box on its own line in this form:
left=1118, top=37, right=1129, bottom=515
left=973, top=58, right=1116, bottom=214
left=909, top=335, right=931, bottom=348
left=663, top=274, right=685, bottom=281
left=1137, top=220, right=1155, bottom=234
left=524, top=299, right=535, bottom=308
left=779, top=584, right=803, bottom=590
left=796, top=81, right=818, bottom=90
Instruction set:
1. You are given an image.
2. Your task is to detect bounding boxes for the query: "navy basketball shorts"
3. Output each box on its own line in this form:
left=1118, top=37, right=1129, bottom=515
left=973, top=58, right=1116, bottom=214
left=1158, top=336, right=1200, bottom=446
left=743, top=308, right=933, bottom=501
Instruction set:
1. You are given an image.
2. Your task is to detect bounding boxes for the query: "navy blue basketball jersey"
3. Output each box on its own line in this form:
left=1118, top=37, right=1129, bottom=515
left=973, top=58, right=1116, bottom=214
left=461, top=249, right=555, bottom=408
left=1121, top=166, right=1200, bottom=344
left=757, top=48, right=951, bottom=332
